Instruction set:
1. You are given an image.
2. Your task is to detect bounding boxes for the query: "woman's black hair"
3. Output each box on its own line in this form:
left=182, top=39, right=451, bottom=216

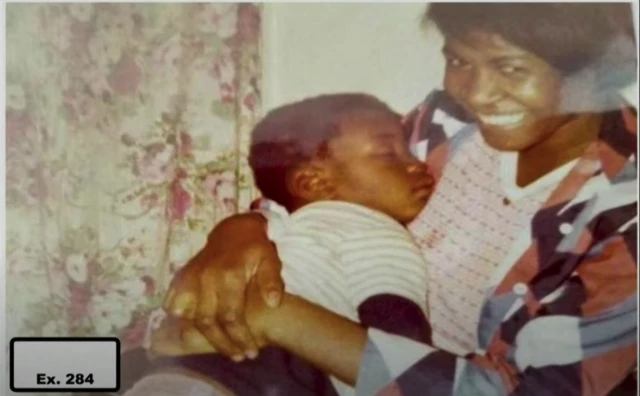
left=423, top=3, right=636, bottom=77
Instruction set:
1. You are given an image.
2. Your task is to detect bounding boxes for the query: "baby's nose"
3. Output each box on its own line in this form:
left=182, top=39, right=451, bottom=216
left=406, top=160, right=428, bottom=175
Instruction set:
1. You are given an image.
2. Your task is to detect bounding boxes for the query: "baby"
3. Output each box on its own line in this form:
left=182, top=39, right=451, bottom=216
left=128, top=93, right=434, bottom=396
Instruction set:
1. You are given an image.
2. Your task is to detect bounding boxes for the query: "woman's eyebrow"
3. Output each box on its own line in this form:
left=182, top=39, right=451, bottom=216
left=442, top=44, right=530, bottom=63
left=441, top=45, right=473, bottom=62
left=490, top=55, right=529, bottom=63
left=441, top=46, right=456, bottom=57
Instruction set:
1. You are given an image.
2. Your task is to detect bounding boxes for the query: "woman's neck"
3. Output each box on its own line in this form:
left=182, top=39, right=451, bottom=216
left=516, top=113, right=602, bottom=187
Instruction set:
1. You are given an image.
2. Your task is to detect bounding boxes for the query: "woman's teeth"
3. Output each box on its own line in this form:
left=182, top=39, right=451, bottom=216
left=478, top=113, right=525, bottom=126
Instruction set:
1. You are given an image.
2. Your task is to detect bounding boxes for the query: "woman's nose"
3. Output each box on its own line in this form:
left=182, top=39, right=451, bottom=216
left=464, top=68, right=501, bottom=108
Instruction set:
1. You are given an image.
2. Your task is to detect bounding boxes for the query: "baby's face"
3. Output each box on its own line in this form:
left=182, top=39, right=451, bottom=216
left=325, top=112, right=433, bottom=224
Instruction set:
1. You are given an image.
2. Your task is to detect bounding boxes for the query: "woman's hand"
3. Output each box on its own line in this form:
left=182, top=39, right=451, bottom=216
left=155, top=280, right=368, bottom=385
left=151, top=279, right=273, bottom=360
left=148, top=318, right=217, bottom=358
left=162, top=212, right=284, bottom=361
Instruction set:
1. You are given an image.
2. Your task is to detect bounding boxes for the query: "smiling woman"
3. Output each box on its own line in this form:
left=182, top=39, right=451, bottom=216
left=441, top=32, right=570, bottom=152
left=426, top=3, right=636, bottom=186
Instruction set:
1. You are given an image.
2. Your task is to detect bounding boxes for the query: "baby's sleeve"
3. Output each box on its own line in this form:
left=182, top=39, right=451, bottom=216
left=265, top=210, right=354, bottom=320
left=339, top=230, right=431, bottom=342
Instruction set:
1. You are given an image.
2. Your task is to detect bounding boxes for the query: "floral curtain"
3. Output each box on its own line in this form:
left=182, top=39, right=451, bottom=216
left=6, top=3, right=262, bottom=351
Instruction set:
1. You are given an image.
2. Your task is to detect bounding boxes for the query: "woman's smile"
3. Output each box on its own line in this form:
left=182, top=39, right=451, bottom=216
left=476, top=112, right=526, bottom=127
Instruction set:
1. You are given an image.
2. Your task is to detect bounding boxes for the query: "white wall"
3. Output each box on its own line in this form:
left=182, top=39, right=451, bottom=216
left=261, top=3, right=444, bottom=114
left=620, top=0, right=639, bottom=107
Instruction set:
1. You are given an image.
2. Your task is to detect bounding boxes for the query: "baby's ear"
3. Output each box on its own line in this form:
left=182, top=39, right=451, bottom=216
left=287, top=162, right=335, bottom=201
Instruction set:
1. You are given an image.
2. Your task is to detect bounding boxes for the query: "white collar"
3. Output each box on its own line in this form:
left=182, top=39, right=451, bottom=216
left=499, top=152, right=579, bottom=202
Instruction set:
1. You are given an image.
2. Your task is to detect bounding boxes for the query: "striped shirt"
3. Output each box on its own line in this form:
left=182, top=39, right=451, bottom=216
left=264, top=200, right=429, bottom=396
left=266, top=200, right=428, bottom=323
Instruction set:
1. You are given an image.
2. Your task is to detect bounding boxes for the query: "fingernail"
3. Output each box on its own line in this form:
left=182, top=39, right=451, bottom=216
left=246, top=350, right=258, bottom=359
left=266, top=291, right=280, bottom=308
left=232, top=355, right=244, bottom=362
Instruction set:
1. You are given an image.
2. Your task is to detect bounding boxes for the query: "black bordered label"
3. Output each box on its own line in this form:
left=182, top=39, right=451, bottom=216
left=10, top=337, right=120, bottom=392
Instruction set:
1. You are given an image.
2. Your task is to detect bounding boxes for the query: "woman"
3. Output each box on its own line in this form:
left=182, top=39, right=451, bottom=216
left=156, top=3, right=637, bottom=395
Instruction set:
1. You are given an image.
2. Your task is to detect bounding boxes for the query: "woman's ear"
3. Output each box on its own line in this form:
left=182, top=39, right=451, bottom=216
left=287, top=163, right=335, bottom=202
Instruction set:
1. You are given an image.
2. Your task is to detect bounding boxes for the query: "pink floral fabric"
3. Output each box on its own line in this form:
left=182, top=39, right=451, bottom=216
left=6, top=3, right=262, bottom=350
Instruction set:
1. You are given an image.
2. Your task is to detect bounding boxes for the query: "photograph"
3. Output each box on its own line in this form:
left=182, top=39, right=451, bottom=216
left=4, top=2, right=638, bottom=395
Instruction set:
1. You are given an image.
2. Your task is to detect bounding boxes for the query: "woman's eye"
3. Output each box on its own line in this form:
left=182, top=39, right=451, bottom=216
left=499, top=65, right=526, bottom=76
left=446, top=57, right=467, bottom=69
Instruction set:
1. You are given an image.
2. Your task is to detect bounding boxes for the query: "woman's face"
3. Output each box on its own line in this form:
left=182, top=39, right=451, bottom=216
left=443, top=31, right=572, bottom=152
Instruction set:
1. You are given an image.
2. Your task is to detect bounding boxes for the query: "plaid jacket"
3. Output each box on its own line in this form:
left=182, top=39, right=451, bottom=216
left=355, top=91, right=638, bottom=396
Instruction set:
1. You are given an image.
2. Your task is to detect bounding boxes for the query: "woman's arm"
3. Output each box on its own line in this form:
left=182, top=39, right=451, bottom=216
left=261, top=294, right=368, bottom=386
left=155, top=252, right=635, bottom=396
left=150, top=288, right=368, bottom=385
left=163, top=211, right=285, bottom=360
left=258, top=231, right=638, bottom=396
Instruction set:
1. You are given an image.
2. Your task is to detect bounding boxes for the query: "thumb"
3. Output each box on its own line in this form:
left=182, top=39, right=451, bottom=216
left=169, top=291, right=196, bottom=318
left=255, top=250, right=284, bottom=308
left=163, top=267, right=197, bottom=318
